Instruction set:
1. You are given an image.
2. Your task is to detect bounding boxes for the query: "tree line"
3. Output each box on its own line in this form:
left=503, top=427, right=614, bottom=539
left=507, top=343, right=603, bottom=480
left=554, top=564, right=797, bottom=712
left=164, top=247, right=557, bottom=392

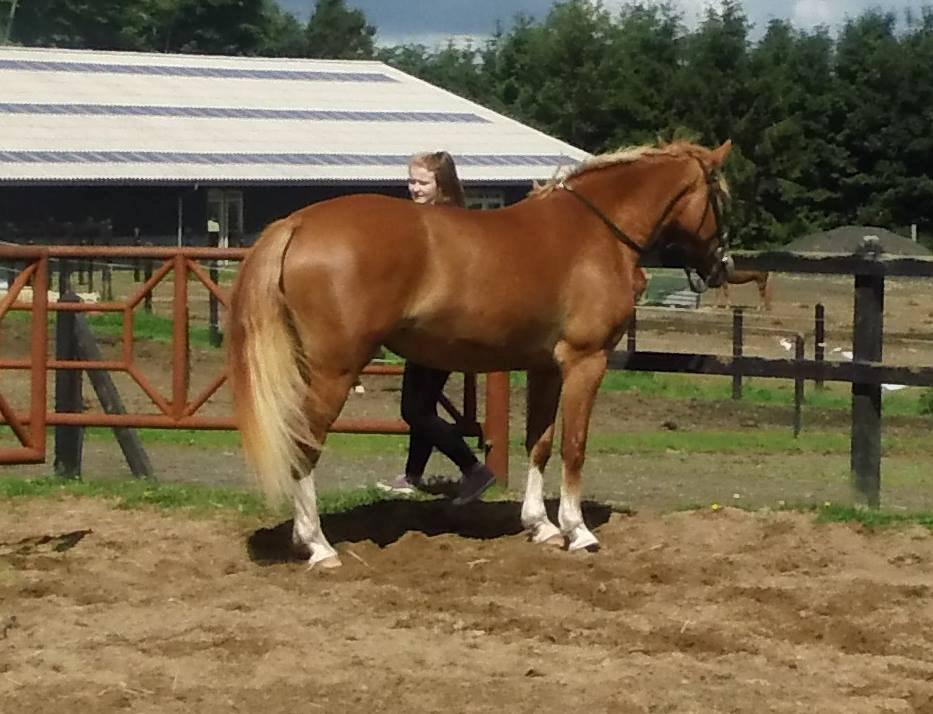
left=2, top=0, right=932, bottom=247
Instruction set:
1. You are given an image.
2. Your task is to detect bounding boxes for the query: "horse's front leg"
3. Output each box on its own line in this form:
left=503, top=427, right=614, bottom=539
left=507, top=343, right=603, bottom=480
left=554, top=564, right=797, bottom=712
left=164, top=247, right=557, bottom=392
left=521, top=366, right=563, bottom=546
left=556, top=346, right=607, bottom=551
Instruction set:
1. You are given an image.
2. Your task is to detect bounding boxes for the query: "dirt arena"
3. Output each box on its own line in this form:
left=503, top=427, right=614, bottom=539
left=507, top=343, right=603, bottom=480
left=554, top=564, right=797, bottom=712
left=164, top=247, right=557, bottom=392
left=2, top=497, right=933, bottom=713
left=3, top=270, right=933, bottom=712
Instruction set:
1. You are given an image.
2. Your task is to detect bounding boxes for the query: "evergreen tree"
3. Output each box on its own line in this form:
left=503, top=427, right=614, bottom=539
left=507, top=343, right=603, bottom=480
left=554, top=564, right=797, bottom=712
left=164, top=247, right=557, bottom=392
left=305, top=0, right=375, bottom=59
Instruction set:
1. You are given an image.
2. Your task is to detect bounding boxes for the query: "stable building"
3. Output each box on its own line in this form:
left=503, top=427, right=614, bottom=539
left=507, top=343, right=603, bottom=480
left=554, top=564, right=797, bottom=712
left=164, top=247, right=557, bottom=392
left=0, top=46, right=587, bottom=247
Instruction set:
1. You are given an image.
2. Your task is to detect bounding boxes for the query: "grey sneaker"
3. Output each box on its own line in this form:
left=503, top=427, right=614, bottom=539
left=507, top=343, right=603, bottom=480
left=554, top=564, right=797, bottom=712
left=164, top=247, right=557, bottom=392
left=376, top=473, right=421, bottom=495
left=452, top=463, right=497, bottom=506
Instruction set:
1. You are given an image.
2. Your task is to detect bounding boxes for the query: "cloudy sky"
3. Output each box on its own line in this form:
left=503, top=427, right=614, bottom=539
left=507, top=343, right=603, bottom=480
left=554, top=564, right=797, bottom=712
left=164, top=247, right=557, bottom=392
left=279, top=1, right=926, bottom=45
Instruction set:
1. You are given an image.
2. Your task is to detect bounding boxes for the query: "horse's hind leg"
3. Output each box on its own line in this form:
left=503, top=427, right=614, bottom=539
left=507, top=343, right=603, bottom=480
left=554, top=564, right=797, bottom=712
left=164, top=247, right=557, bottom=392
left=717, top=282, right=731, bottom=309
left=292, top=366, right=357, bottom=569
left=555, top=346, right=607, bottom=552
left=761, top=274, right=773, bottom=312
left=521, top=366, right=563, bottom=546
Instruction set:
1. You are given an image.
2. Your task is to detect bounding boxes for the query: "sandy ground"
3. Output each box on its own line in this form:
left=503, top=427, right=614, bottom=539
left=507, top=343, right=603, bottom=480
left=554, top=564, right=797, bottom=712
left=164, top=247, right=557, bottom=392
left=3, top=271, right=933, bottom=712
left=2, top=499, right=933, bottom=713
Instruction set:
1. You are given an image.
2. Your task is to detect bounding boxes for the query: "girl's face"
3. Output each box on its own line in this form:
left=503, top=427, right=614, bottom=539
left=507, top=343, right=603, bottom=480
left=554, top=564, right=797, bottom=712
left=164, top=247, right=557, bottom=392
left=408, top=163, right=438, bottom=204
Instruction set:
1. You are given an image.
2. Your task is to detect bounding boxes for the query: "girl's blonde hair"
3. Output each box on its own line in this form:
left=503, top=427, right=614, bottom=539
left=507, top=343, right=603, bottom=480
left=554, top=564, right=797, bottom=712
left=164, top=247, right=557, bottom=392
left=409, top=151, right=466, bottom=208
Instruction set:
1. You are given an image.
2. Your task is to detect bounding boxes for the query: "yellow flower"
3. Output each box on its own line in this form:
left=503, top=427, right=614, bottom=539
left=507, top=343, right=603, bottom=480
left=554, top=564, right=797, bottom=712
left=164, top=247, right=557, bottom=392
left=711, top=503, right=721, bottom=511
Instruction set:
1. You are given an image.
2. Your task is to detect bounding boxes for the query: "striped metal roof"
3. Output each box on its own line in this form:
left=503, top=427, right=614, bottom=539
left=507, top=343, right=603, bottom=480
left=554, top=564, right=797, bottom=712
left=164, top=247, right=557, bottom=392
left=0, top=47, right=588, bottom=185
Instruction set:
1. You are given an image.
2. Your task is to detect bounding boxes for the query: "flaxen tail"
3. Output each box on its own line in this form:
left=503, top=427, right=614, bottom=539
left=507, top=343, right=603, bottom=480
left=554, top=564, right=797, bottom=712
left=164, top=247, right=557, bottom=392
left=228, top=219, right=314, bottom=503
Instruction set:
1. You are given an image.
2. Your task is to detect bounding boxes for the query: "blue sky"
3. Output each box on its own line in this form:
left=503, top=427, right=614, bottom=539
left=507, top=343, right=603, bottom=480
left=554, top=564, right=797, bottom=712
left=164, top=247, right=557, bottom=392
left=279, top=1, right=928, bottom=45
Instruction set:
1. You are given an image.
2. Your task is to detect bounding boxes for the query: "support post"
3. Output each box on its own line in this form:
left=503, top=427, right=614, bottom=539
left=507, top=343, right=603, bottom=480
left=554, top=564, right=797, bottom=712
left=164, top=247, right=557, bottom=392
left=794, top=334, right=804, bottom=438
left=484, top=372, right=510, bottom=486
left=133, top=230, right=141, bottom=282
left=851, top=248, right=884, bottom=507
left=73, top=315, right=154, bottom=479
left=53, top=288, right=84, bottom=479
left=207, top=232, right=222, bottom=347
left=814, top=303, right=825, bottom=390
left=732, top=307, right=744, bottom=400
left=626, top=310, right=637, bottom=352
left=143, top=245, right=153, bottom=313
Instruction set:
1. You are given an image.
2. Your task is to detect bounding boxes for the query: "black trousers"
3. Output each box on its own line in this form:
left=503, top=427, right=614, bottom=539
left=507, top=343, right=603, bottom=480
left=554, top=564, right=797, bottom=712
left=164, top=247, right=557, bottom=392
left=401, top=362, right=478, bottom=477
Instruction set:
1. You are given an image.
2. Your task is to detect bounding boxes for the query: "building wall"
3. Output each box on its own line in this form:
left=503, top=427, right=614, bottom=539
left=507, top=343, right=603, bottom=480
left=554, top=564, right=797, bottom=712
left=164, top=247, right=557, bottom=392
left=0, top=182, right=533, bottom=245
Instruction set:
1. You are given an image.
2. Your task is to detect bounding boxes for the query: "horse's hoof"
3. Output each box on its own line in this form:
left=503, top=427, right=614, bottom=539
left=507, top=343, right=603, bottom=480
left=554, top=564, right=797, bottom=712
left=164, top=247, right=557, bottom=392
left=567, top=531, right=599, bottom=552
left=308, top=555, right=342, bottom=570
left=528, top=521, right=562, bottom=546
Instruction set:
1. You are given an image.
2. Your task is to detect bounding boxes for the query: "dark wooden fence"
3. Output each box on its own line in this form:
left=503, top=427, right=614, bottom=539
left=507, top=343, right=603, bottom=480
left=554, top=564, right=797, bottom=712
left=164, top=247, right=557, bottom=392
left=629, top=242, right=933, bottom=507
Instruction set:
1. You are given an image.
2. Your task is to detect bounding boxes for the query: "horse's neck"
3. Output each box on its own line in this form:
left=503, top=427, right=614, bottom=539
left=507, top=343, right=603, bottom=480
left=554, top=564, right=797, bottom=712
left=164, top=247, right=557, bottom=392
left=571, top=161, right=683, bottom=247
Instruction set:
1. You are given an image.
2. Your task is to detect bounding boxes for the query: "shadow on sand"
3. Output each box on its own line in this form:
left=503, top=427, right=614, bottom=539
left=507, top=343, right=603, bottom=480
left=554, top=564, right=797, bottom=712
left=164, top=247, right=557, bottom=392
left=246, top=498, right=619, bottom=564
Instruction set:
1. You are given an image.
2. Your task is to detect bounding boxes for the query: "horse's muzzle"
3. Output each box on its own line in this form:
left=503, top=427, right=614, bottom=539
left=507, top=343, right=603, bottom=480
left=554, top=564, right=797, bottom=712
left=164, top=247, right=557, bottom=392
left=684, top=251, right=732, bottom=293
left=705, top=253, right=734, bottom=288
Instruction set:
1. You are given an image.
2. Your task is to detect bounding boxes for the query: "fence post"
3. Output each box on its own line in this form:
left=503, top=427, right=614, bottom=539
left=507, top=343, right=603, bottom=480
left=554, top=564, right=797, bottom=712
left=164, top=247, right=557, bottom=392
left=100, top=225, right=113, bottom=301
left=133, top=229, right=141, bottom=282
left=87, top=237, right=95, bottom=294
left=73, top=314, right=154, bottom=479
left=54, top=288, right=84, bottom=479
left=207, top=231, right=222, bottom=347
left=732, top=307, right=744, bottom=400
left=626, top=309, right=637, bottom=351
left=143, top=243, right=153, bottom=313
left=794, top=334, right=804, bottom=438
left=814, top=303, right=825, bottom=390
left=851, top=267, right=884, bottom=508
left=78, top=239, right=87, bottom=285
left=484, top=372, right=510, bottom=486
left=463, top=373, right=477, bottom=428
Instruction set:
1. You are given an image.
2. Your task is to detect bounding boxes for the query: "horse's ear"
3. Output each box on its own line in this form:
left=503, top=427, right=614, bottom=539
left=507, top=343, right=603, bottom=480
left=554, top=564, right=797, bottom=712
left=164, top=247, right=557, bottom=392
left=709, top=139, right=733, bottom=168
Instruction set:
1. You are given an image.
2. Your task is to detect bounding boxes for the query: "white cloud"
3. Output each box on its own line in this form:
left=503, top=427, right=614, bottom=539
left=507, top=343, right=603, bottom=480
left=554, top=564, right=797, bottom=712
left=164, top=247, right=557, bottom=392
left=792, top=0, right=835, bottom=26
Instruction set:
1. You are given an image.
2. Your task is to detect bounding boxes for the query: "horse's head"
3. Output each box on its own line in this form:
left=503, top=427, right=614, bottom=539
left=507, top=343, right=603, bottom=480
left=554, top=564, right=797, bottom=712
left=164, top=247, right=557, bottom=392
left=542, top=139, right=735, bottom=292
left=654, top=140, right=734, bottom=292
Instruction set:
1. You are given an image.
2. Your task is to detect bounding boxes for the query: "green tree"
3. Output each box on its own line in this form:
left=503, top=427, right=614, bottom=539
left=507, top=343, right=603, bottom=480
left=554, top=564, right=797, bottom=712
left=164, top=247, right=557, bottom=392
left=8, top=0, right=291, bottom=55
left=602, top=2, right=686, bottom=147
left=736, top=21, right=846, bottom=245
left=8, top=0, right=153, bottom=49
left=147, top=0, right=274, bottom=55
left=833, top=10, right=908, bottom=226
left=671, top=0, right=755, bottom=242
left=481, top=1, right=622, bottom=151
left=305, top=0, right=375, bottom=59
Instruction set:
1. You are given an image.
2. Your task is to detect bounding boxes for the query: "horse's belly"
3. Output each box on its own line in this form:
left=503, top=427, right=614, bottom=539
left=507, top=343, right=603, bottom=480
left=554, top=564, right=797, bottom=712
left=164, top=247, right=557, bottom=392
left=385, top=326, right=555, bottom=372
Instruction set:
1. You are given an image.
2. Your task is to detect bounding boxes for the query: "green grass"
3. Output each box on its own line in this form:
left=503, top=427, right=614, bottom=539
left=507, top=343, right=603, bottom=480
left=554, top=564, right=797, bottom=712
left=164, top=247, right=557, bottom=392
left=2, top=309, right=220, bottom=348
left=77, top=428, right=410, bottom=457
left=0, top=476, right=395, bottom=518
left=5, top=474, right=933, bottom=531
left=583, top=430, right=933, bottom=456
left=812, top=503, right=933, bottom=529
left=10, top=422, right=930, bottom=458
left=509, top=370, right=932, bottom=416
left=84, top=311, right=217, bottom=349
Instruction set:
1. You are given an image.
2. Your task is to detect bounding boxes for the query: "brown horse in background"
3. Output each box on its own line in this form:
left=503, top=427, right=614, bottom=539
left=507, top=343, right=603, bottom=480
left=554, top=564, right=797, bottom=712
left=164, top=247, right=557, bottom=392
left=228, top=140, right=734, bottom=569
left=717, top=270, right=773, bottom=310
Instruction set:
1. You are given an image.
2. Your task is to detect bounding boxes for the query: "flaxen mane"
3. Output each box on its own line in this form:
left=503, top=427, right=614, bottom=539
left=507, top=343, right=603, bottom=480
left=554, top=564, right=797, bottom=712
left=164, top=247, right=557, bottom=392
left=531, top=140, right=730, bottom=198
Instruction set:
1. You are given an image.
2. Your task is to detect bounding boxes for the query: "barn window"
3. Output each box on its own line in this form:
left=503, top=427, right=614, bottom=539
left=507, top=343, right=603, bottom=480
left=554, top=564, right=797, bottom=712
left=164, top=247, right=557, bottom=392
left=465, top=189, right=505, bottom=210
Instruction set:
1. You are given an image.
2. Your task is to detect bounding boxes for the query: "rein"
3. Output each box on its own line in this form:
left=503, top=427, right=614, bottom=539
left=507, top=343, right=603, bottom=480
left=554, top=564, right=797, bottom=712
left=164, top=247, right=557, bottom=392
left=557, top=180, right=647, bottom=255
left=557, top=159, right=726, bottom=259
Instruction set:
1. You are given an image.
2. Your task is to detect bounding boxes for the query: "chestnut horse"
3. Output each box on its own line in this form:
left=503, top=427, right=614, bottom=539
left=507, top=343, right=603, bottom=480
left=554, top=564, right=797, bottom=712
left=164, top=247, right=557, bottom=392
left=717, top=270, right=772, bottom=310
left=228, top=139, right=733, bottom=569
